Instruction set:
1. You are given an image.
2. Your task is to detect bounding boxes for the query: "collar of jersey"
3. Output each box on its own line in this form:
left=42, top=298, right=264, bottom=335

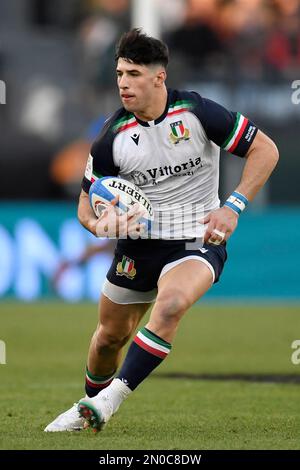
left=133, top=90, right=170, bottom=128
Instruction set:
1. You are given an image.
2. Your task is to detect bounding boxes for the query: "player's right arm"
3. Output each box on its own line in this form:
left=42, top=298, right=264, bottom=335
left=78, top=188, right=98, bottom=236
left=78, top=112, right=119, bottom=237
left=78, top=109, right=145, bottom=238
left=78, top=189, right=145, bottom=238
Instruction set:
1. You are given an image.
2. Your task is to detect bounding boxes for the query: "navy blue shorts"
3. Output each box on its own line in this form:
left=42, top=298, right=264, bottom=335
left=106, top=238, right=227, bottom=292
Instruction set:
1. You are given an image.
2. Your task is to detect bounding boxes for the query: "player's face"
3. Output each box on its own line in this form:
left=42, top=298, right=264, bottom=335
left=116, top=58, right=164, bottom=114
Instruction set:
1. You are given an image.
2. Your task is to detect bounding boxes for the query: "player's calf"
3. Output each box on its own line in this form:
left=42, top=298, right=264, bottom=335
left=146, top=289, right=190, bottom=342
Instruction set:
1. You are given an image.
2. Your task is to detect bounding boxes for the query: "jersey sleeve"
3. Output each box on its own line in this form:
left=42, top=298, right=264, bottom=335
left=81, top=117, right=119, bottom=194
left=190, top=92, right=258, bottom=157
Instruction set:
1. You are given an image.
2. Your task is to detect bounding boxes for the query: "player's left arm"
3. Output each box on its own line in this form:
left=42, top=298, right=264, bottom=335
left=234, top=129, right=279, bottom=202
left=203, top=129, right=279, bottom=243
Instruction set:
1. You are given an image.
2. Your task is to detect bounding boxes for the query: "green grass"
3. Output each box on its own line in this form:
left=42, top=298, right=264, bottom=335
left=0, top=302, right=300, bottom=449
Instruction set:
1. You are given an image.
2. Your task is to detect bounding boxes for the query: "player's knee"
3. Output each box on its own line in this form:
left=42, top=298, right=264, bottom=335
left=94, top=328, right=131, bottom=354
left=155, top=289, right=190, bottom=323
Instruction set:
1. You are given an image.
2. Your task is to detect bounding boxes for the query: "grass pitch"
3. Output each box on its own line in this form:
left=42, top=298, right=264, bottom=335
left=0, top=302, right=300, bottom=450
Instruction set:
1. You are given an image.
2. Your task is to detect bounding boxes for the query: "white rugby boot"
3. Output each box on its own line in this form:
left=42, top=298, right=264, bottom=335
left=78, top=379, right=131, bottom=433
left=44, top=402, right=85, bottom=432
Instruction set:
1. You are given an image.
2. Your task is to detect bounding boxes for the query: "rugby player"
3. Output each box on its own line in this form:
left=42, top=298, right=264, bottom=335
left=45, top=29, right=278, bottom=432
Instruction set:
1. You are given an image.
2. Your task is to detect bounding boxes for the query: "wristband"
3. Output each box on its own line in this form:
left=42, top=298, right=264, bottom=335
left=224, top=191, right=248, bottom=216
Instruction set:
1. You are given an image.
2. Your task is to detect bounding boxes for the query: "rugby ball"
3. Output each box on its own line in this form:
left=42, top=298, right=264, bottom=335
left=89, top=176, right=154, bottom=230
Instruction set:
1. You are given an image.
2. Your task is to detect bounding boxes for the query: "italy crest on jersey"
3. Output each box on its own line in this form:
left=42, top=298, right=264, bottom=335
left=169, top=120, right=190, bottom=144
left=116, top=255, right=136, bottom=279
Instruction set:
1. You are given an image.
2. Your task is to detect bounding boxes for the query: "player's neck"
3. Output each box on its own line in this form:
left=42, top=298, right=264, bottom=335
left=134, top=87, right=168, bottom=123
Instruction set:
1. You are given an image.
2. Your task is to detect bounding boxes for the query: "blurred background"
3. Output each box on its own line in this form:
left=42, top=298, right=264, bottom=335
left=1, top=0, right=300, bottom=302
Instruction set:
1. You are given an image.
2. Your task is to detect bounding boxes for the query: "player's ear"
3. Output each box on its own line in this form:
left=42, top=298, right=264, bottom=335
left=154, top=69, right=167, bottom=87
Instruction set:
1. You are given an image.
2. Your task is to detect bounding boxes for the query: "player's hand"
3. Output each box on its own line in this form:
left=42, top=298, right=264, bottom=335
left=201, top=206, right=239, bottom=245
left=95, top=196, right=146, bottom=238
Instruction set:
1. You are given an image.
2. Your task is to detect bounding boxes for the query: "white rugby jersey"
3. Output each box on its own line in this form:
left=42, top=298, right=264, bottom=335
left=82, top=89, right=258, bottom=239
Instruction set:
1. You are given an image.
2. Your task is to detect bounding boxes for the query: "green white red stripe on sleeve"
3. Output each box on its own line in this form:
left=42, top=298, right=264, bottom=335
left=222, top=112, right=248, bottom=153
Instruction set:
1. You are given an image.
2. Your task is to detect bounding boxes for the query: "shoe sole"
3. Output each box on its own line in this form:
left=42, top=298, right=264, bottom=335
left=77, top=401, right=105, bottom=433
left=44, top=427, right=83, bottom=432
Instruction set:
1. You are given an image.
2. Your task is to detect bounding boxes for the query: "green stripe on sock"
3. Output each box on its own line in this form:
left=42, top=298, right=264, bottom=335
left=141, top=327, right=172, bottom=350
left=86, top=367, right=115, bottom=382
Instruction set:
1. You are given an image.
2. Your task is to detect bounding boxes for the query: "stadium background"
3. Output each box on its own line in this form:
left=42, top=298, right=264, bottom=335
left=1, top=0, right=300, bottom=451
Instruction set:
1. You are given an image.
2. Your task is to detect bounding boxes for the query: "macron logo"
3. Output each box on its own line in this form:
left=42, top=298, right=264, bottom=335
left=131, top=133, right=140, bottom=146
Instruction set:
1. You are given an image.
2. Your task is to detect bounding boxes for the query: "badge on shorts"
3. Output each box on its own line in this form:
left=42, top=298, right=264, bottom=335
left=116, top=255, right=136, bottom=280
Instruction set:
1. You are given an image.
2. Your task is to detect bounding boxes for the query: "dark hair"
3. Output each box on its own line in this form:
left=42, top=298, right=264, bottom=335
left=115, top=28, right=169, bottom=68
